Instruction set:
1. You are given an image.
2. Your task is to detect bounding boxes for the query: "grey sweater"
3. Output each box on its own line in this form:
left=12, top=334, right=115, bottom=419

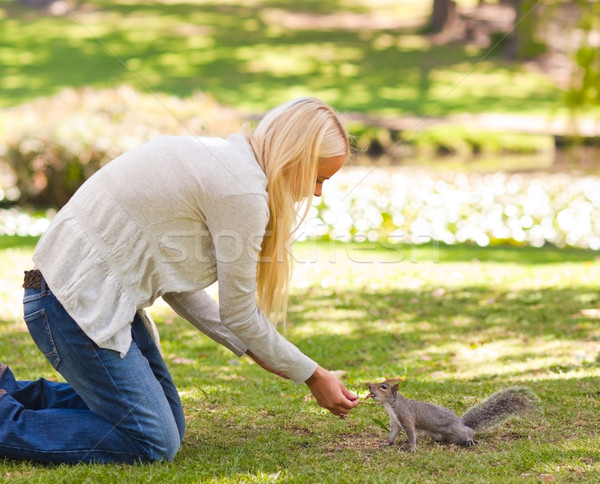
left=33, top=134, right=317, bottom=384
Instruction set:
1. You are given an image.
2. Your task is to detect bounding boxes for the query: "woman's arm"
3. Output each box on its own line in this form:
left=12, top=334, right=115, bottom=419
left=162, top=290, right=247, bottom=356
left=203, top=194, right=319, bottom=384
left=246, top=353, right=360, bottom=417
left=245, top=349, right=289, bottom=379
left=205, top=193, right=358, bottom=417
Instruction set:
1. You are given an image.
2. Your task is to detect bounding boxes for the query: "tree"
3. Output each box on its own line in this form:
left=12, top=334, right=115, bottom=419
left=430, top=0, right=458, bottom=33
left=503, top=0, right=547, bottom=60
left=566, top=0, right=600, bottom=114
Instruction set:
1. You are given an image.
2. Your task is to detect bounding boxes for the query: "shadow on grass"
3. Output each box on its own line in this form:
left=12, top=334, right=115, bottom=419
left=285, top=284, right=600, bottom=372
left=0, top=0, right=561, bottom=115
left=303, top=240, right=600, bottom=266
left=1, top=279, right=599, bottom=480
left=433, top=242, right=600, bottom=264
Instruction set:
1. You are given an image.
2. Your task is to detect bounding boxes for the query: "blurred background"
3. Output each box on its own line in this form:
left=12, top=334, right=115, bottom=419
left=0, top=0, right=599, bottom=250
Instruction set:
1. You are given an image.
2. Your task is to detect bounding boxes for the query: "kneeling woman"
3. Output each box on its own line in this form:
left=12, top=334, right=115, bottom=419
left=0, top=97, right=359, bottom=464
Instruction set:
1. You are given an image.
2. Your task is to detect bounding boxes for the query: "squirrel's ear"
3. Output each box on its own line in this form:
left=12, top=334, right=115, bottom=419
left=392, top=384, right=399, bottom=395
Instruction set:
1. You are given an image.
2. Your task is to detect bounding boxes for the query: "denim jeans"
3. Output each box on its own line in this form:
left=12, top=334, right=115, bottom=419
left=0, top=277, right=185, bottom=464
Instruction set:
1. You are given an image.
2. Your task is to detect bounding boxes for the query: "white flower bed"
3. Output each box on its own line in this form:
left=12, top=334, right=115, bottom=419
left=298, top=166, right=600, bottom=250
left=2, top=166, right=599, bottom=250
left=0, top=208, right=54, bottom=237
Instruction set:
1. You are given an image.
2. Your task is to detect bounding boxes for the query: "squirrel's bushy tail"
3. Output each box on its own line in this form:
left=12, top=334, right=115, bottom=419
left=461, top=386, right=539, bottom=432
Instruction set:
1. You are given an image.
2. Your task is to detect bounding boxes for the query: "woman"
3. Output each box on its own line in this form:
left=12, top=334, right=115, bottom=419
left=0, top=97, right=359, bottom=464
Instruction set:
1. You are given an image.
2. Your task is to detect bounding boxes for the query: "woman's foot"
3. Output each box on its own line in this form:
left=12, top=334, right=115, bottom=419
left=0, top=363, right=16, bottom=393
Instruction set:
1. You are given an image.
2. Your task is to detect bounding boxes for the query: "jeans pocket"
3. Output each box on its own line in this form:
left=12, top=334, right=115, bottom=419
left=24, top=308, right=62, bottom=369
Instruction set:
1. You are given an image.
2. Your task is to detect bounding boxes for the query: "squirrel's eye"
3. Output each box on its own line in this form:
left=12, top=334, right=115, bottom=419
left=381, top=384, right=387, bottom=390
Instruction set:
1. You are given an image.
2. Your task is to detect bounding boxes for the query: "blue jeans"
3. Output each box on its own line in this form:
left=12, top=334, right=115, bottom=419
left=0, top=276, right=185, bottom=464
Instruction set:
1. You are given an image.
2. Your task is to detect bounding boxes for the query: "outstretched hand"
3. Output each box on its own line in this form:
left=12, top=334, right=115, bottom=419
left=305, top=366, right=360, bottom=417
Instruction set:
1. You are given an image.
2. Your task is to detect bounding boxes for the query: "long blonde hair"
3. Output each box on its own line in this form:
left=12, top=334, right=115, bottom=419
left=248, top=97, right=349, bottom=323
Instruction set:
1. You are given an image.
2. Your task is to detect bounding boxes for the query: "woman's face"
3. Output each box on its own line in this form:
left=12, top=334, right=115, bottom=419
left=314, top=154, right=345, bottom=197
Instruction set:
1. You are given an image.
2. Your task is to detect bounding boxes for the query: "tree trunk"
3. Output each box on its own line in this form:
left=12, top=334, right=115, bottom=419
left=505, top=0, right=547, bottom=60
left=430, top=0, right=457, bottom=33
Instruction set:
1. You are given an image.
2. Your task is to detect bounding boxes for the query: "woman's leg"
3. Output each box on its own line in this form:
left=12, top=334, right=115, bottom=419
left=0, top=279, right=183, bottom=464
left=0, top=362, right=88, bottom=410
left=130, top=314, right=185, bottom=441
left=0, top=389, right=144, bottom=463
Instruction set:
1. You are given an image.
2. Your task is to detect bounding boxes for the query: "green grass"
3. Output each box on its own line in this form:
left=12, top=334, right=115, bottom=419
left=0, top=0, right=570, bottom=118
left=1, top=239, right=599, bottom=482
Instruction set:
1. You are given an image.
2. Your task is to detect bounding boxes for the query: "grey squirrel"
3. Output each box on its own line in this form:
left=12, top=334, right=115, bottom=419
left=365, top=380, right=539, bottom=452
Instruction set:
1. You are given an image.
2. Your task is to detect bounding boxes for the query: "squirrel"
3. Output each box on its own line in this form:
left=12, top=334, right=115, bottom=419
left=365, top=380, right=539, bottom=452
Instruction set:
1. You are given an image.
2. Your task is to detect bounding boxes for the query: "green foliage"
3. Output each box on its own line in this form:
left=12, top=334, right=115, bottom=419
left=347, top=122, right=551, bottom=160
left=404, top=125, right=552, bottom=156
left=0, top=86, right=243, bottom=207
left=0, top=234, right=39, bottom=250
left=565, top=0, right=600, bottom=113
left=513, top=0, right=548, bottom=60
left=347, top=123, right=397, bottom=157
left=372, top=418, right=390, bottom=433
left=1, top=241, right=600, bottom=482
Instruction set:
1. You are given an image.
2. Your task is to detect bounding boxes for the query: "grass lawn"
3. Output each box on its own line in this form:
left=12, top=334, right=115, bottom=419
left=0, top=0, right=568, bottom=118
left=1, top=238, right=599, bottom=483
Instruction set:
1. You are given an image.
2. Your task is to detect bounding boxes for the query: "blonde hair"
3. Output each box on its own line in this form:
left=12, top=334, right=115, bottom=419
left=248, top=97, right=349, bottom=323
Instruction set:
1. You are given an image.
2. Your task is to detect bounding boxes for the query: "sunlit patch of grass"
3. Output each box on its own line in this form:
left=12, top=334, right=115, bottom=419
left=417, top=338, right=600, bottom=381
left=0, top=0, right=569, bottom=119
left=2, top=238, right=600, bottom=482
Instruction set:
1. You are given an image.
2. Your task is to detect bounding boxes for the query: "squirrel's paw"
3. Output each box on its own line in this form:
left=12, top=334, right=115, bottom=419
left=381, top=441, right=394, bottom=448
left=465, top=439, right=478, bottom=447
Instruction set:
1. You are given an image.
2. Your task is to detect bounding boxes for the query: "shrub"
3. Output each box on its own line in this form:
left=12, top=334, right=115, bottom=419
left=346, top=123, right=397, bottom=158
left=406, top=125, right=553, bottom=156
left=0, top=86, right=244, bottom=207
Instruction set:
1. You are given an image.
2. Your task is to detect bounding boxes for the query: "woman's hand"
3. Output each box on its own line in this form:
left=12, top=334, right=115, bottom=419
left=305, top=366, right=360, bottom=417
left=245, top=349, right=290, bottom=379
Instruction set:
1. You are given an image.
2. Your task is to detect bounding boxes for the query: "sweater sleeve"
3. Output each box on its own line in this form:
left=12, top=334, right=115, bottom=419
left=205, top=193, right=318, bottom=384
left=162, top=290, right=248, bottom=357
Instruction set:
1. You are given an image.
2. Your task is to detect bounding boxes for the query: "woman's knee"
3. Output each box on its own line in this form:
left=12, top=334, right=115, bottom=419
left=176, top=417, right=186, bottom=442
left=140, top=421, right=182, bottom=462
